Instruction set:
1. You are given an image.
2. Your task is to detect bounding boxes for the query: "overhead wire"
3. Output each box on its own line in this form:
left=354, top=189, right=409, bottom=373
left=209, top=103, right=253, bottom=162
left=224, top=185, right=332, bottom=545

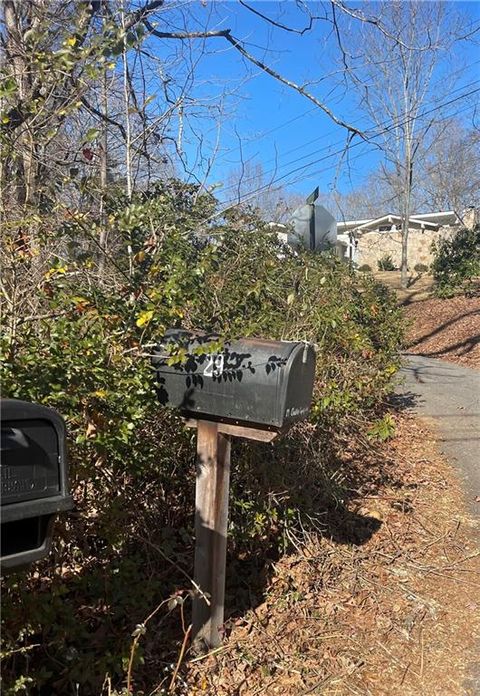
left=198, top=85, right=480, bottom=225
left=204, top=57, right=480, bottom=194
left=270, top=100, right=479, bottom=196
left=222, top=90, right=480, bottom=207
left=212, top=75, right=480, bottom=200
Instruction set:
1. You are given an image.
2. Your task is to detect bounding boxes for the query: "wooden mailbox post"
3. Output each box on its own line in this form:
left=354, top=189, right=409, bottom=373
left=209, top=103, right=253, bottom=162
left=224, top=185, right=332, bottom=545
left=188, top=419, right=278, bottom=649
left=152, top=332, right=316, bottom=650
left=192, top=420, right=231, bottom=648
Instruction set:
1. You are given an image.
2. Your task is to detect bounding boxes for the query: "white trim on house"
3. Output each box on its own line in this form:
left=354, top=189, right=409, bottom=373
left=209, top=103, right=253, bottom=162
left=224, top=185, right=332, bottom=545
left=337, top=210, right=458, bottom=235
left=336, top=233, right=358, bottom=262
left=337, top=219, right=371, bottom=232
left=355, top=214, right=438, bottom=232
left=410, top=211, right=458, bottom=226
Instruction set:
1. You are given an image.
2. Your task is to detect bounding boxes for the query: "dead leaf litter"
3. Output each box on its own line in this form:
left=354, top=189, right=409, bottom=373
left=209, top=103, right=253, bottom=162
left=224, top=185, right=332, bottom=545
left=186, top=415, right=480, bottom=696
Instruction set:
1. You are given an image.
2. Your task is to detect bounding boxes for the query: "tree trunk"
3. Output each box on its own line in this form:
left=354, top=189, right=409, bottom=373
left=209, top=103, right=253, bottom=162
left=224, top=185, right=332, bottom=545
left=400, top=114, right=414, bottom=288
left=98, top=62, right=108, bottom=279
left=400, top=181, right=410, bottom=288
left=121, top=1, right=134, bottom=278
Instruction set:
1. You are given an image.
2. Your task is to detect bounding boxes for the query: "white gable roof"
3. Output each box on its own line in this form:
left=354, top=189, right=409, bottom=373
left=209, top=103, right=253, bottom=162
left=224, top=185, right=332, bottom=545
left=337, top=211, right=457, bottom=233
left=356, top=214, right=438, bottom=231
left=410, top=211, right=458, bottom=226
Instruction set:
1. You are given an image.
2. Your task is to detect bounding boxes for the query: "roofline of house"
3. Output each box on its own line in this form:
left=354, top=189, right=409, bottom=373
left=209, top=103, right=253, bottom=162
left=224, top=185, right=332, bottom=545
left=338, top=210, right=458, bottom=228
left=337, top=218, right=371, bottom=228
left=410, top=211, right=456, bottom=221
left=355, top=214, right=398, bottom=230
left=355, top=214, right=439, bottom=231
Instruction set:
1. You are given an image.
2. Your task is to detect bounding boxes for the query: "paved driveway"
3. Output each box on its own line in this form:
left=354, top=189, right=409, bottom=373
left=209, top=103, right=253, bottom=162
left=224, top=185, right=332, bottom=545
left=398, top=353, right=480, bottom=694
left=399, top=353, right=480, bottom=518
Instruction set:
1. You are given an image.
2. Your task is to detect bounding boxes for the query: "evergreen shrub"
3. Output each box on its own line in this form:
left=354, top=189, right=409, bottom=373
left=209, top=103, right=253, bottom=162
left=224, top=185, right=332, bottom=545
left=377, top=254, right=396, bottom=271
left=431, top=225, right=480, bottom=297
left=413, top=263, right=429, bottom=273
left=1, top=182, right=405, bottom=694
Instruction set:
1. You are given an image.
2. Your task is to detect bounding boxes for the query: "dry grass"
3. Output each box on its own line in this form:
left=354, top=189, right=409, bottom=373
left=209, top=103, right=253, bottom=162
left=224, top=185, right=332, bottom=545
left=186, top=415, right=480, bottom=695
left=372, top=272, right=480, bottom=369
left=373, top=272, right=435, bottom=305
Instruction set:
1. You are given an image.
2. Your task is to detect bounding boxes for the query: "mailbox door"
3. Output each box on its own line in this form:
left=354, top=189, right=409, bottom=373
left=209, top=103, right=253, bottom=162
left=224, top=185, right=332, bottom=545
left=279, top=343, right=316, bottom=426
left=1, top=418, right=61, bottom=505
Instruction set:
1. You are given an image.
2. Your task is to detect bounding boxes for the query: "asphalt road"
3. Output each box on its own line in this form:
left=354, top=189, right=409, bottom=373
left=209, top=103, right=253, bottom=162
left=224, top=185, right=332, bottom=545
left=399, top=353, right=480, bottom=518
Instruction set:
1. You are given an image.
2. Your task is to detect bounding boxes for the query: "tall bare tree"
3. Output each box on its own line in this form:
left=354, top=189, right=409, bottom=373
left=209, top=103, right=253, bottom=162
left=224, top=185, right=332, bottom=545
left=417, top=119, right=480, bottom=214
left=225, top=161, right=304, bottom=223
left=4, top=0, right=475, bottom=273
left=338, top=1, right=470, bottom=285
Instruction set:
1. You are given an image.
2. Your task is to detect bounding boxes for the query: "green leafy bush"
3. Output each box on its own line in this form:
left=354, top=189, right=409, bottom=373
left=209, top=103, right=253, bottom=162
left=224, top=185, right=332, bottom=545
left=377, top=254, right=396, bottom=271
left=431, top=225, right=480, bottom=297
left=358, top=264, right=372, bottom=272
left=1, top=182, right=405, bottom=695
left=413, top=263, right=429, bottom=273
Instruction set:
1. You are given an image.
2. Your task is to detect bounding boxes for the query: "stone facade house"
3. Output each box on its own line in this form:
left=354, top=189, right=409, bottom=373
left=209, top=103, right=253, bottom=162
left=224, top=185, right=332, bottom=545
left=336, top=210, right=474, bottom=270
left=272, top=206, right=477, bottom=269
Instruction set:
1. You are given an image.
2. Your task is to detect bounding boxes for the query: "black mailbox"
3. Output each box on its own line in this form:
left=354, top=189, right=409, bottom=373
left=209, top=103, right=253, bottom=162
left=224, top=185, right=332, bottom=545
left=1, top=399, right=73, bottom=572
left=152, top=330, right=316, bottom=429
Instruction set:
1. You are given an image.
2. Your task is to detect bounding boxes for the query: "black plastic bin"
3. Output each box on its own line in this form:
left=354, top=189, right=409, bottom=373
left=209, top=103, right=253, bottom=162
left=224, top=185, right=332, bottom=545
left=1, top=399, right=73, bottom=571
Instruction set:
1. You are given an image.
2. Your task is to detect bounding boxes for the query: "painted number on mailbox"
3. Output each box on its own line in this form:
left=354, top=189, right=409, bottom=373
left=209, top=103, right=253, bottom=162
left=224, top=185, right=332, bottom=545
left=203, top=354, right=224, bottom=378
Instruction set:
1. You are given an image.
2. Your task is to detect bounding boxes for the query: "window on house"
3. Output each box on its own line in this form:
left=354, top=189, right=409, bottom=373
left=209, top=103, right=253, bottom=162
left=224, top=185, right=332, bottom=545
left=378, top=225, right=392, bottom=232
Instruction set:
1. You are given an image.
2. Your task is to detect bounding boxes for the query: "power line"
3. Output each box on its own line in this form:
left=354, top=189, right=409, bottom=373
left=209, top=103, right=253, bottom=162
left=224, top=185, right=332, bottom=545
left=201, top=86, right=480, bottom=224
left=214, top=75, right=480, bottom=200
left=208, top=56, right=480, bottom=194
left=272, top=100, right=478, bottom=196
left=219, top=83, right=480, bottom=201
left=223, top=90, right=480, bottom=208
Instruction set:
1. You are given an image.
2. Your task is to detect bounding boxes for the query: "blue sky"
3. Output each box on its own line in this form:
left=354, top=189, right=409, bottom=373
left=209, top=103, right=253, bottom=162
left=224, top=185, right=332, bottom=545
left=144, top=1, right=480, bottom=205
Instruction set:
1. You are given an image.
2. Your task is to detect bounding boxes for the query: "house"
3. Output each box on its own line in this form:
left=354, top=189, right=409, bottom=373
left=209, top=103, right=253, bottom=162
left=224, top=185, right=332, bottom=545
left=272, top=205, right=476, bottom=267
left=336, top=210, right=463, bottom=269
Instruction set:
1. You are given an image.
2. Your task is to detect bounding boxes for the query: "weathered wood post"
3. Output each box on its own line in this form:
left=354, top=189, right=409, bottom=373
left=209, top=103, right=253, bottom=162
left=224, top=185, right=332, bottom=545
left=151, top=331, right=316, bottom=652
left=192, top=420, right=231, bottom=649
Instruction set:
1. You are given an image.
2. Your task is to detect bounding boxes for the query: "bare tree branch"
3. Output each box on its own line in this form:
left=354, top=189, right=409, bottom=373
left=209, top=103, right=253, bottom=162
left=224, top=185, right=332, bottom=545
left=144, top=21, right=365, bottom=138
left=143, top=24, right=229, bottom=40
left=331, top=0, right=439, bottom=52
left=124, top=0, right=165, bottom=31
left=81, top=96, right=127, bottom=140
left=238, top=0, right=319, bottom=36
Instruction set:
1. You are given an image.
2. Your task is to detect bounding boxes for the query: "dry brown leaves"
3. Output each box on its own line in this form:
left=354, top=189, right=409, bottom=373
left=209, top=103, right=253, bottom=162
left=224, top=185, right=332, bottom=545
left=404, top=296, right=480, bottom=368
left=185, top=415, right=480, bottom=696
